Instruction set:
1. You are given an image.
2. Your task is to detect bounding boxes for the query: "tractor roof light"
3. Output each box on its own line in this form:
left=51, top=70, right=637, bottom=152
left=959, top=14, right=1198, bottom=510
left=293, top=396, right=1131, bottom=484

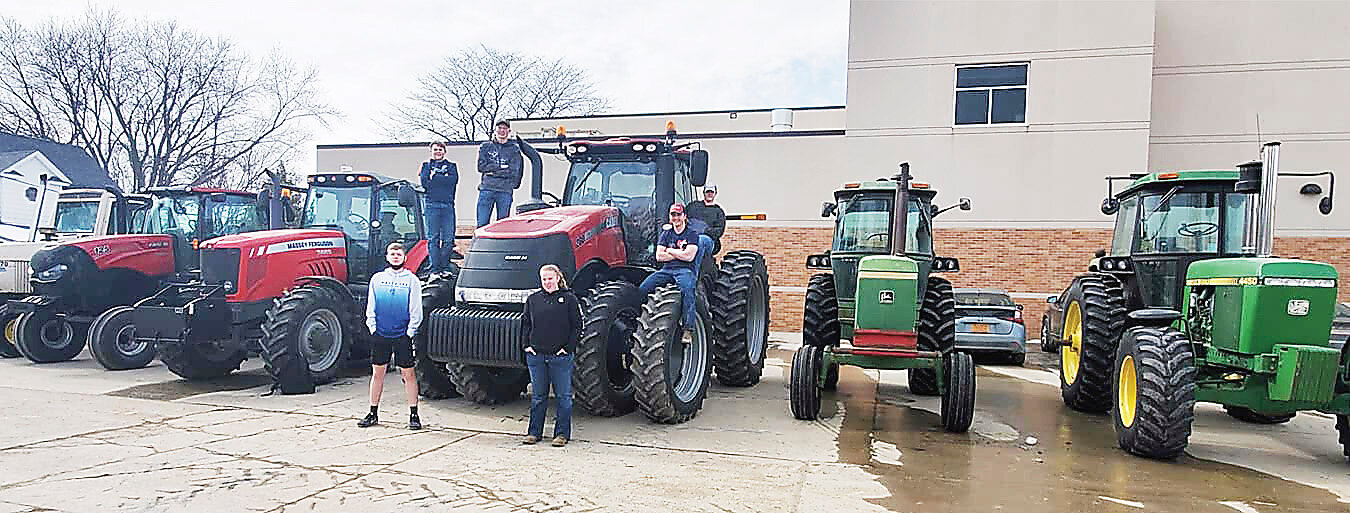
left=557, top=125, right=567, bottom=137
left=911, top=182, right=930, bottom=189
left=844, top=182, right=861, bottom=189
left=1158, top=172, right=1180, bottom=180
left=665, top=121, right=676, bottom=133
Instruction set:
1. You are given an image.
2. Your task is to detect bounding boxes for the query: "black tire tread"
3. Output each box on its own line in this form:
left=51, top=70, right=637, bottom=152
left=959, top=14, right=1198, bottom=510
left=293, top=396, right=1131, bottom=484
left=911, top=277, right=956, bottom=396
left=445, top=361, right=527, bottom=405
left=802, top=274, right=839, bottom=348
left=415, top=272, right=460, bottom=399
left=158, top=336, right=248, bottom=380
left=941, top=351, right=976, bottom=433
left=789, top=345, right=823, bottom=420
left=261, top=286, right=351, bottom=393
left=1115, top=327, right=1196, bottom=460
left=89, top=306, right=154, bottom=370
left=1062, top=274, right=1126, bottom=413
left=0, top=303, right=20, bottom=358
left=711, top=251, right=770, bottom=387
left=574, top=281, right=641, bottom=416
left=15, top=311, right=87, bottom=363
left=632, top=285, right=706, bottom=424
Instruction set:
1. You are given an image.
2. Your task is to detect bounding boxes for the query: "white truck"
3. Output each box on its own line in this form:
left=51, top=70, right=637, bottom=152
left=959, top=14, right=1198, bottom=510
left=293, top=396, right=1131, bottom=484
left=0, top=189, right=148, bottom=357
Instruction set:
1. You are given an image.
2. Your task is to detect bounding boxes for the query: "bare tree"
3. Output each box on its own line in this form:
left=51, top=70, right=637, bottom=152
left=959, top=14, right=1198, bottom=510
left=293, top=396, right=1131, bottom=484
left=0, top=9, right=333, bottom=192
left=387, top=45, right=608, bottom=142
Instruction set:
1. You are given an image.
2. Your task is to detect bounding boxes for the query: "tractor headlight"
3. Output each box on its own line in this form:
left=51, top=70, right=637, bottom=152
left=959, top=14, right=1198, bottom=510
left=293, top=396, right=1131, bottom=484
left=34, top=264, right=67, bottom=282
left=645, top=143, right=657, bottom=152
left=633, top=143, right=644, bottom=151
left=1263, top=277, right=1337, bottom=288
left=1102, top=260, right=1115, bottom=271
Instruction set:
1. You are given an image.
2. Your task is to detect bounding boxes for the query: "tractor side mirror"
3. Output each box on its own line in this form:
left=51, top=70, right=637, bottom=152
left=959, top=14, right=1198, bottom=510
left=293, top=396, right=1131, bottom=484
left=1101, top=197, right=1120, bottom=215
left=398, top=184, right=417, bottom=208
left=1320, top=196, right=1333, bottom=215
left=255, top=189, right=271, bottom=210
left=690, top=150, right=709, bottom=187
left=821, top=202, right=837, bottom=218
left=959, top=197, right=972, bottom=211
left=1046, top=296, right=1057, bottom=304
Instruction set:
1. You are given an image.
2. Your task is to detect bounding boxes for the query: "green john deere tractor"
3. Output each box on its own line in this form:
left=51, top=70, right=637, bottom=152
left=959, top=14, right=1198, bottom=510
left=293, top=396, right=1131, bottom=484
left=789, top=163, right=976, bottom=433
left=1042, top=142, right=1350, bottom=460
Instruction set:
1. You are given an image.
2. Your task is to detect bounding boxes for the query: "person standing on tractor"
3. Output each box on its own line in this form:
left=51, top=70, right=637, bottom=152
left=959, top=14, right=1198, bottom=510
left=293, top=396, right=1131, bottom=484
left=358, top=242, right=425, bottom=430
left=640, top=204, right=714, bottom=333
left=475, top=120, right=540, bottom=227
left=420, top=142, right=458, bottom=273
left=684, top=184, right=726, bottom=254
left=521, top=264, right=582, bottom=447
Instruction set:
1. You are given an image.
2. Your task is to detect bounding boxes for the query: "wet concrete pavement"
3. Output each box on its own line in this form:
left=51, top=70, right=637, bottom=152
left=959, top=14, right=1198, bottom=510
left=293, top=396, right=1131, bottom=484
left=0, top=337, right=1346, bottom=512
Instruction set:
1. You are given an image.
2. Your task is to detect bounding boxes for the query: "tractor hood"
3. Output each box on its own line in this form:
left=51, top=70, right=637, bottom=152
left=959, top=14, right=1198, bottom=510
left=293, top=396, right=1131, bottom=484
left=202, top=229, right=345, bottom=253
left=476, top=206, right=617, bottom=240
left=1186, top=257, right=1339, bottom=281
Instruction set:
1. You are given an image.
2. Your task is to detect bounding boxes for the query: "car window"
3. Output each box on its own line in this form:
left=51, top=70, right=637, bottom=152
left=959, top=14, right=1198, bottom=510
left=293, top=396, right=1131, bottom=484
left=955, top=292, right=1015, bottom=306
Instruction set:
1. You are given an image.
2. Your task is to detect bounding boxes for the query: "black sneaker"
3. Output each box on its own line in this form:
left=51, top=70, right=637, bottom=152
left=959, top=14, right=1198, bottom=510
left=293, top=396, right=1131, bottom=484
left=357, top=412, right=378, bottom=428
left=409, top=413, right=422, bottom=430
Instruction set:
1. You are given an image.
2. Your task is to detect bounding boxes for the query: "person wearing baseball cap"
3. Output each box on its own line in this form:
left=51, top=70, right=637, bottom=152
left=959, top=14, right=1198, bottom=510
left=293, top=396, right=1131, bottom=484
left=684, top=185, right=726, bottom=255
left=638, top=202, right=709, bottom=332
left=475, top=119, right=539, bottom=227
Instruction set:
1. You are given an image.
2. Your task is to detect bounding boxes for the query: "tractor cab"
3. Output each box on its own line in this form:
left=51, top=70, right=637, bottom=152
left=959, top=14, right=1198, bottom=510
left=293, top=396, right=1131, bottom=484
left=300, top=173, right=424, bottom=283
left=141, top=188, right=269, bottom=275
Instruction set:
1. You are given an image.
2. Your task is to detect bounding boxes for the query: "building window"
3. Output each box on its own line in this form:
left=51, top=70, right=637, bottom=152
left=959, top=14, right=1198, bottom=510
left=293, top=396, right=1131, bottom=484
left=955, top=63, right=1028, bottom=125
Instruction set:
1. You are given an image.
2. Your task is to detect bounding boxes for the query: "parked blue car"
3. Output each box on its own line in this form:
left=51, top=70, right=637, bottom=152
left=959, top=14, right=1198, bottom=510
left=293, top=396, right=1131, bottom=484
left=953, top=288, right=1026, bottom=365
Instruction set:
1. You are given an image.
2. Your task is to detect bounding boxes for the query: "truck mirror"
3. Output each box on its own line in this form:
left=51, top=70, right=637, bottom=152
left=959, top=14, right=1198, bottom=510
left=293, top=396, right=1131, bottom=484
left=959, top=197, right=972, bottom=210
left=398, top=184, right=417, bottom=208
left=821, top=202, right=837, bottom=217
left=690, top=150, right=709, bottom=187
left=1101, top=197, right=1120, bottom=215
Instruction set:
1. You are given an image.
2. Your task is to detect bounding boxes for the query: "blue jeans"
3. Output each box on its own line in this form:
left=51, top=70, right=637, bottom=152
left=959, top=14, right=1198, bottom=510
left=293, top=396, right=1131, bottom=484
left=476, top=190, right=513, bottom=227
left=640, top=267, right=697, bottom=329
left=424, top=202, right=455, bottom=273
left=526, top=353, right=573, bottom=439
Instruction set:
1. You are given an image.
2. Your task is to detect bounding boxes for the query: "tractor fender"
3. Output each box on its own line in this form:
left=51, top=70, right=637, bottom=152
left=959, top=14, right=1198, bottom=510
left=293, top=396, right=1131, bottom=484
left=1125, top=308, right=1181, bottom=329
left=290, top=276, right=357, bottom=313
left=570, top=259, right=612, bottom=296
left=603, top=265, right=652, bottom=289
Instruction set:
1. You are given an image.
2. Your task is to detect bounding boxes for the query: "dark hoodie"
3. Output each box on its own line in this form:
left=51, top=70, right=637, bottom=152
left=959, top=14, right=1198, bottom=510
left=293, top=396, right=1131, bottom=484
left=419, top=159, right=458, bottom=204
left=521, top=287, right=582, bottom=355
left=476, top=137, right=540, bottom=192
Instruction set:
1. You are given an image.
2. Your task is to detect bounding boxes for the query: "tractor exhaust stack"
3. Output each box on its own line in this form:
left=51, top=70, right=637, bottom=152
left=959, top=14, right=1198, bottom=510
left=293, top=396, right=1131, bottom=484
left=892, top=162, right=911, bottom=256
left=1238, top=142, right=1280, bottom=256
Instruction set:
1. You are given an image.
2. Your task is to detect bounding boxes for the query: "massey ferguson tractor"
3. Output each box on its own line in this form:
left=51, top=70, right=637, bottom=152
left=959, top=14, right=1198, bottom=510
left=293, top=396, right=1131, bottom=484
left=417, top=123, right=771, bottom=424
left=6, top=186, right=272, bottom=368
left=0, top=188, right=149, bottom=358
left=788, top=163, right=976, bottom=433
left=1042, top=142, right=1350, bottom=461
left=133, top=172, right=432, bottom=394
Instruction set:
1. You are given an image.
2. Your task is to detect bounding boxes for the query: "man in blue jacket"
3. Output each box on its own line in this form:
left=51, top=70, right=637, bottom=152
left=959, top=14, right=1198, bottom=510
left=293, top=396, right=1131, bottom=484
left=358, top=242, right=424, bottom=430
left=475, top=120, right=540, bottom=226
left=420, top=142, right=458, bottom=274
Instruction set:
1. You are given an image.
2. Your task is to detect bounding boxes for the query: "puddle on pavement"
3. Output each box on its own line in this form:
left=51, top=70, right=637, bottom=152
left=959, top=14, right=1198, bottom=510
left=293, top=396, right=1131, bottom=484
left=106, top=370, right=273, bottom=401
left=771, top=346, right=1346, bottom=513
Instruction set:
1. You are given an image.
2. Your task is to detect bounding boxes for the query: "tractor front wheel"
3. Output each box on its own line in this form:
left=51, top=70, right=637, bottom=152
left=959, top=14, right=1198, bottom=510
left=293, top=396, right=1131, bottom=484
left=89, top=306, right=155, bottom=370
left=1112, top=326, right=1196, bottom=460
left=789, top=345, right=824, bottom=420
left=632, top=285, right=712, bottom=424
left=0, top=304, right=20, bottom=358
left=1039, top=314, right=1056, bottom=352
left=15, top=310, right=88, bottom=363
left=911, top=277, right=956, bottom=396
left=941, top=351, right=976, bottom=433
left=574, top=281, right=642, bottom=416
left=159, top=336, right=248, bottom=380
left=711, top=251, right=771, bottom=387
left=446, top=362, right=528, bottom=405
left=1060, top=274, right=1125, bottom=413
left=1224, top=406, right=1295, bottom=425
left=261, top=286, right=353, bottom=394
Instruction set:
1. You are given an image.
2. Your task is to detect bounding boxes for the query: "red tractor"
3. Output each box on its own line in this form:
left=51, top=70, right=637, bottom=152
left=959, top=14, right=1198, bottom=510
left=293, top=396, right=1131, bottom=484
left=133, top=172, right=433, bottom=393
left=7, top=186, right=273, bottom=369
left=418, top=123, right=771, bottom=424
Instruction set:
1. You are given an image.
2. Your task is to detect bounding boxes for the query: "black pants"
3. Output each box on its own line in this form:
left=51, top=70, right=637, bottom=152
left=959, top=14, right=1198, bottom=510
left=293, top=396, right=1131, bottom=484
left=371, top=335, right=413, bottom=368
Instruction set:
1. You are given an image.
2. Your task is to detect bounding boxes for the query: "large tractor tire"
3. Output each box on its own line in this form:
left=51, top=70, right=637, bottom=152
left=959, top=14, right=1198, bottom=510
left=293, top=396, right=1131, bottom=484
left=910, top=277, right=957, bottom=396
left=261, top=286, right=352, bottom=394
left=823, top=361, right=840, bottom=391
left=446, top=362, right=528, bottom=405
left=159, top=336, right=249, bottom=380
left=1059, top=274, right=1125, bottom=413
left=1337, top=415, right=1350, bottom=462
left=574, top=281, right=642, bottom=416
left=789, top=345, right=824, bottom=420
left=711, top=250, right=770, bottom=387
left=802, top=274, right=840, bottom=347
left=0, top=304, right=21, bottom=358
left=89, top=306, right=155, bottom=370
left=1112, top=326, right=1196, bottom=460
left=1224, top=406, right=1295, bottom=425
left=415, top=271, right=460, bottom=399
left=941, top=351, right=976, bottom=433
left=14, top=310, right=88, bottom=363
left=1039, top=314, right=1057, bottom=352
left=632, top=285, right=712, bottom=424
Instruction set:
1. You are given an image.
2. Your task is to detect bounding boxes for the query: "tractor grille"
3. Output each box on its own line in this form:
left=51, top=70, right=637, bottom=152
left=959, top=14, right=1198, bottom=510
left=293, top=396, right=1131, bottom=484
left=200, top=248, right=241, bottom=293
left=424, top=306, right=525, bottom=368
left=0, top=260, right=32, bottom=294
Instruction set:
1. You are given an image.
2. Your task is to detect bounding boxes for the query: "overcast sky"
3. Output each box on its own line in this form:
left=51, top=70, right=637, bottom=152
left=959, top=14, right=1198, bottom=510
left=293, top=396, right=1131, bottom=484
left=4, top=0, right=848, bottom=168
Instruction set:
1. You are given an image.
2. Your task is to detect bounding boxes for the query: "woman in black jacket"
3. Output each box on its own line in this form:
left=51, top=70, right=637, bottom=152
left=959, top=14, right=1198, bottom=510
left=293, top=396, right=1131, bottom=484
left=521, top=264, right=582, bottom=447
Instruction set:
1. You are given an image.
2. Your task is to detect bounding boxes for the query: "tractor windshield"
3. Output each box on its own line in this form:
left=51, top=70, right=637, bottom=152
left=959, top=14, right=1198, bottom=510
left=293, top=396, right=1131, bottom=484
left=566, top=161, right=656, bottom=210
left=53, top=201, right=99, bottom=233
left=303, top=185, right=372, bottom=235
left=832, top=194, right=932, bottom=255
left=1135, top=191, right=1249, bottom=254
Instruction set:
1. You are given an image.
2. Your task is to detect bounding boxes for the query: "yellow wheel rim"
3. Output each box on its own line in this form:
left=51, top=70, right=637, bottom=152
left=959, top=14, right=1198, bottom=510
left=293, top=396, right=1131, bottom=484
left=2, top=316, right=16, bottom=345
left=1060, top=302, right=1083, bottom=385
left=1118, top=355, right=1137, bottom=428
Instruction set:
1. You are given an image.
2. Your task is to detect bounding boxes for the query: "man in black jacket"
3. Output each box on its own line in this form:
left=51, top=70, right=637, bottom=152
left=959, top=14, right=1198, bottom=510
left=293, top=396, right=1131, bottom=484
left=685, top=185, right=726, bottom=254
left=521, top=264, right=582, bottom=446
left=475, top=120, right=540, bottom=227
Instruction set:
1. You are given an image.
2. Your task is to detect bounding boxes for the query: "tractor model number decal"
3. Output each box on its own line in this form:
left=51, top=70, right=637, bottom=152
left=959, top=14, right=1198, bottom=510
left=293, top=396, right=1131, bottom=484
left=1287, top=299, right=1310, bottom=316
left=92, top=245, right=111, bottom=255
left=575, top=215, right=621, bottom=248
left=879, top=290, right=895, bottom=304
left=144, top=241, right=169, bottom=249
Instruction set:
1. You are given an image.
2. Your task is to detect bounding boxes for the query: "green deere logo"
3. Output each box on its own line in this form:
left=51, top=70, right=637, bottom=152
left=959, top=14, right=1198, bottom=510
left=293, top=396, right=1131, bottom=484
left=1286, top=299, right=1310, bottom=316
left=879, top=290, right=894, bottom=304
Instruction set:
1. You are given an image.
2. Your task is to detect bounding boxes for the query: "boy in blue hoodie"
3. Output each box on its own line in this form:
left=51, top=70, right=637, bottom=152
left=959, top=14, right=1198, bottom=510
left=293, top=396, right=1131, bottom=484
left=420, top=142, right=458, bottom=274
left=358, top=242, right=424, bottom=430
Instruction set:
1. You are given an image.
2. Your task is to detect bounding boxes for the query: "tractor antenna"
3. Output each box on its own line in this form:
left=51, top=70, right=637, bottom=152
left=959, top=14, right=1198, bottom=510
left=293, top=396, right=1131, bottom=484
left=1255, top=113, right=1263, bottom=155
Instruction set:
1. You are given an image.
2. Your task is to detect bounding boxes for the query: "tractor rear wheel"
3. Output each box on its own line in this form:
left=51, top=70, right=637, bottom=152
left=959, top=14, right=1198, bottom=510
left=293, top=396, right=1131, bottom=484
left=446, top=362, right=528, bottom=405
left=632, top=285, right=712, bottom=424
left=911, top=277, right=956, bottom=396
left=941, top=351, right=976, bottom=433
left=1060, top=274, right=1125, bottom=413
left=1224, top=406, right=1295, bottom=424
left=0, top=304, right=20, bottom=358
left=89, top=306, right=155, bottom=370
left=261, top=286, right=352, bottom=394
left=1112, top=326, right=1196, bottom=460
left=574, top=281, right=642, bottom=416
left=711, top=251, right=770, bottom=387
left=15, top=310, right=88, bottom=363
left=159, top=336, right=248, bottom=379
left=802, top=274, right=839, bottom=347
left=789, top=345, right=824, bottom=420
left=415, top=271, right=460, bottom=399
